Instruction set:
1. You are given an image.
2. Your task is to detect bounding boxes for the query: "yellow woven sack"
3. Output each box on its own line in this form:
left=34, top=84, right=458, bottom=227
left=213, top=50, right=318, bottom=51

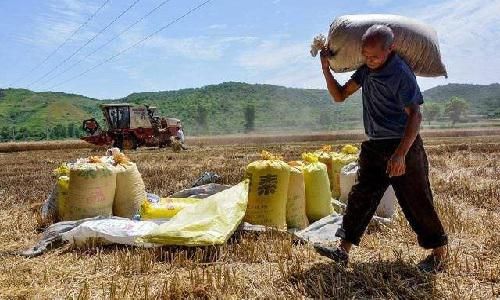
left=244, top=152, right=290, bottom=230
left=286, top=163, right=308, bottom=229
left=61, top=163, right=116, bottom=221
left=113, top=162, right=147, bottom=218
left=140, top=180, right=249, bottom=246
left=56, top=175, right=69, bottom=219
left=140, top=197, right=201, bottom=220
left=302, top=153, right=334, bottom=222
left=315, top=152, right=334, bottom=196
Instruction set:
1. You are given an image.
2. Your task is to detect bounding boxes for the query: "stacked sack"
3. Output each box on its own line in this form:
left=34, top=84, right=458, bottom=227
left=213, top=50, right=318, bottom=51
left=286, top=161, right=309, bottom=229
left=313, top=144, right=360, bottom=199
left=244, top=151, right=291, bottom=230
left=54, top=150, right=147, bottom=221
left=302, top=153, right=334, bottom=222
left=113, top=153, right=147, bottom=218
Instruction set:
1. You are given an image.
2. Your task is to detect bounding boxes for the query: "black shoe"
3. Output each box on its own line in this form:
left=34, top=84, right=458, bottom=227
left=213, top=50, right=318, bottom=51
left=417, top=254, right=446, bottom=273
left=314, top=245, right=349, bottom=265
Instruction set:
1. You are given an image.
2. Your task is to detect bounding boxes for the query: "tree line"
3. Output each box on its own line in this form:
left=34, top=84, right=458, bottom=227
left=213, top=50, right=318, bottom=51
left=0, top=123, right=83, bottom=142
left=423, top=97, right=470, bottom=126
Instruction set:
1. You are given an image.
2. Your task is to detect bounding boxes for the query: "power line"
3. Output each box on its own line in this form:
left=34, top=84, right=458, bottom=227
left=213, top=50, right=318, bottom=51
left=27, top=0, right=142, bottom=89
left=38, top=0, right=175, bottom=88
left=49, top=0, right=213, bottom=90
left=9, top=0, right=111, bottom=87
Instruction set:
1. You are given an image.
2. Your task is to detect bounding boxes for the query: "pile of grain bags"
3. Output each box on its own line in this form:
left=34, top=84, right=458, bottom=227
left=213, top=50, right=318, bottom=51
left=313, top=145, right=360, bottom=199
left=310, top=14, right=447, bottom=78
left=54, top=151, right=147, bottom=221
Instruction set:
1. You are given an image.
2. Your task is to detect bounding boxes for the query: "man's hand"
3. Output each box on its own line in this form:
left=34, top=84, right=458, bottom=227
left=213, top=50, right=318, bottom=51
left=387, top=150, right=406, bottom=177
left=320, top=48, right=330, bottom=71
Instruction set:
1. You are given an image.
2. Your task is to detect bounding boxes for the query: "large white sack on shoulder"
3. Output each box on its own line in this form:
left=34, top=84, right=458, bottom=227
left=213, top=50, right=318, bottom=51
left=62, top=218, right=159, bottom=247
left=113, top=162, right=147, bottom=218
left=376, top=185, right=397, bottom=218
left=322, top=14, right=447, bottom=77
left=339, top=162, right=359, bottom=202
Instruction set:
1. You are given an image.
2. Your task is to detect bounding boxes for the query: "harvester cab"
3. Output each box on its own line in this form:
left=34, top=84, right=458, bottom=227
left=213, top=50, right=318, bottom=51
left=81, top=103, right=184, bottom=150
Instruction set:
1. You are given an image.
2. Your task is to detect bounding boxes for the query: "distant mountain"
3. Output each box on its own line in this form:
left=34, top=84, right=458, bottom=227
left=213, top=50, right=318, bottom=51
left=117, top=82, right=363, bottom=135
left=0, top=82, right=498, bottom=140
left=423, top=83, right=500, bottom=116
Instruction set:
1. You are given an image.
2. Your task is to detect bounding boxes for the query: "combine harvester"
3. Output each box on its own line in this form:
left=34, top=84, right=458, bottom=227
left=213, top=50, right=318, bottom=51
left=81, top=104, right=184, bottom=150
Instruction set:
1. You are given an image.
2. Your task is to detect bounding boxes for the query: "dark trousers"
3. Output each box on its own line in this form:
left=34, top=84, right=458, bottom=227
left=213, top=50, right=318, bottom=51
left=336, top=135, right=448, bottom=249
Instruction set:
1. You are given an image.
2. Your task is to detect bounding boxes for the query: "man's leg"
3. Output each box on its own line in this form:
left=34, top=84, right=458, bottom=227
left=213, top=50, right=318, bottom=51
left=389, top=136, right=448, bottom=270
left=336, top=140, right=391, bottom=247
left=314, top=140, right=392, bottom=263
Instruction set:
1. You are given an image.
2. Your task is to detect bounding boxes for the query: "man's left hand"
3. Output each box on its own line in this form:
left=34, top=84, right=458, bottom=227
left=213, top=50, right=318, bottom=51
left=387, top=151, right=406, bottom=177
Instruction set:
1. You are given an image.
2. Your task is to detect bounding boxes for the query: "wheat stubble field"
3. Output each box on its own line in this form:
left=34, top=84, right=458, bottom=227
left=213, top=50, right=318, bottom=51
left=0, top=135, right=499, bottom=299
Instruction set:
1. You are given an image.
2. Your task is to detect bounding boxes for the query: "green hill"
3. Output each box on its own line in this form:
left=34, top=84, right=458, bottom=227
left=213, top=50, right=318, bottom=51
left=118, top=82, right=363, bottom=135
left=423, top=83, right=500, bottom=117
left=0, top=82, right=498, bottom=141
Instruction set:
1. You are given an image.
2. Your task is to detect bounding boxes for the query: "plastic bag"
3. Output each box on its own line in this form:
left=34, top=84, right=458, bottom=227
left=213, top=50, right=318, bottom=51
left=140, top=197, right=201, bottom=220
left=140, top=180, right=249, bottom=246
left=311, top=14, right=447, bottom=78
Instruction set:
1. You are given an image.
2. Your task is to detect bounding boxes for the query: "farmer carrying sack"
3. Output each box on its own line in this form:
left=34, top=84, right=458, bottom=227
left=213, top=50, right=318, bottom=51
left=311, top=14, right=447, bottom=78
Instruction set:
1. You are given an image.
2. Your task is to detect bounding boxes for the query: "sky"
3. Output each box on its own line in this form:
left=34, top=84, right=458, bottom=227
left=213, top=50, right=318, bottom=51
left=0, top=0, right=499, bottom=99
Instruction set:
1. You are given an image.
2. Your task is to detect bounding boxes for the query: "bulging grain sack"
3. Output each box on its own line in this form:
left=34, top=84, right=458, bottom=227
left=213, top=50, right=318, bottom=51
left=113, top=162, right=147, bottom=218
left=339, top=162, right=398, bottom=218
left=286, top=162, right=309, bottom=229
left=315, top=146, right=335, bottom=197
left=302, top=153, right=334, bottom=222
left=61, top=163, right=116, bottom=221
left=339, top=162, right=358, bottom=202
left=245, top=151, right=290, bottom=230
left=311, top=14, right=447, bottom=78
left=376, top=185, right=397, bottom=218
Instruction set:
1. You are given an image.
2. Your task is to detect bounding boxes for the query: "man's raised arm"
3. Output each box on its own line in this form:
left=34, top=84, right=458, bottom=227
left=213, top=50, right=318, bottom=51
left=321, top=50, right=360, bottom=103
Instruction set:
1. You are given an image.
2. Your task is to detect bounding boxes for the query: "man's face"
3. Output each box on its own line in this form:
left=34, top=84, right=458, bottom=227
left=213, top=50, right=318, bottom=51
left=361, top=41, right=392, bottom=70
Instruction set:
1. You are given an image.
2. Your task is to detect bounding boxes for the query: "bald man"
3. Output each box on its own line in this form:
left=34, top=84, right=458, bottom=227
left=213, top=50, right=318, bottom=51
left=315, top=25, right=448, bottom=273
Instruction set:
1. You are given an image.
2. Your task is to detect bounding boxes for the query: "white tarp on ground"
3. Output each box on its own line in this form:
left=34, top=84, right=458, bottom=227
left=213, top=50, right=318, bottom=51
left=295, top=214, right=392, bottom=245
left=62, top=218, right=161, bottom=247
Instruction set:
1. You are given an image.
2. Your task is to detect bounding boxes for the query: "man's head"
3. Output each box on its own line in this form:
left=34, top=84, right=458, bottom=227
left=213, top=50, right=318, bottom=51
left=361, top=24, right=394, bottom=70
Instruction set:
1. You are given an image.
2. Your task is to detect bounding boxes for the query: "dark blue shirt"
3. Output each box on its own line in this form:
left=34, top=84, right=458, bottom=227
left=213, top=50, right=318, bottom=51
left=351, top=53, right=423, bottom=139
